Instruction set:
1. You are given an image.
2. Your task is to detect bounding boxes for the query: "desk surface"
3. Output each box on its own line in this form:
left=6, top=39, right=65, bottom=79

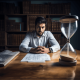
left=0, top=50, right=80, bottom=80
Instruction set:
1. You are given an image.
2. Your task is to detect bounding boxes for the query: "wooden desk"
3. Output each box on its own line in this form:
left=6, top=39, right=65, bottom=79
left=0, top=50, right=80, bottom=80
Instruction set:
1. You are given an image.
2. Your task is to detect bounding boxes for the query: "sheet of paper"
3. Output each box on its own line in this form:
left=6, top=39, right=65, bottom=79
left=21, top=53, right=51, bottom=62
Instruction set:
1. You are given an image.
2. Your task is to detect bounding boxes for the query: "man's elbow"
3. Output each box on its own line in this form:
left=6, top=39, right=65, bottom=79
left=19, top=45, right=22, bottom=52
left=19, top=45, right=31, bottom=53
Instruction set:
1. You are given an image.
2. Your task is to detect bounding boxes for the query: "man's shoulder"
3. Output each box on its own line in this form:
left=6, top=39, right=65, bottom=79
left=44, top=31, right=52, bottom=34
left=44, top=31, right=53, bottom=37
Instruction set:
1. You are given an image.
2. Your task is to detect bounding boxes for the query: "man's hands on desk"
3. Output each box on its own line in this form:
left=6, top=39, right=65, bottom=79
left=29, top=46, right=50, bottom=54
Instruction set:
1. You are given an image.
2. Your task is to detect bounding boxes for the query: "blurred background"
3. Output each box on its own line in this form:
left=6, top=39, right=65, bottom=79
left=0, top=0, right=80, bottom=51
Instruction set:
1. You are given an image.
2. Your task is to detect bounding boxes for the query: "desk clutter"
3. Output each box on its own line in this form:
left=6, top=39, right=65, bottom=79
left=0, top=50, right=20, bottom=67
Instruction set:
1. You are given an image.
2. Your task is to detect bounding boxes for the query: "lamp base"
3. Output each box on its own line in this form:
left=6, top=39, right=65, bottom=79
left=59, top=58, right=77, bottom=66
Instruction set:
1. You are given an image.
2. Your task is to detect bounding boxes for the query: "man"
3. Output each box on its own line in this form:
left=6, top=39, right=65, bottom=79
left=19, top=17, right=60, bottom=53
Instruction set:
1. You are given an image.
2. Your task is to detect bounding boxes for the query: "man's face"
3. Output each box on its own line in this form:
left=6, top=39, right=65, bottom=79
left=36, top=23, right=46, bottom=36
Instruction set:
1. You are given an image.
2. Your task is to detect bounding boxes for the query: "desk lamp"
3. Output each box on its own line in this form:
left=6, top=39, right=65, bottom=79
left=59, top=14, right=79, bottom=66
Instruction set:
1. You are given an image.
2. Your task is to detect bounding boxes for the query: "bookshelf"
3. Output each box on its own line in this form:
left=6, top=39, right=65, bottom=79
left=0, top=1, right=71, bottom=51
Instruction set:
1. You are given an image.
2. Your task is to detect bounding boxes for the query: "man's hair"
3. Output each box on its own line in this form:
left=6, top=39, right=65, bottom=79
left=35, top=17, right=47, bottom=26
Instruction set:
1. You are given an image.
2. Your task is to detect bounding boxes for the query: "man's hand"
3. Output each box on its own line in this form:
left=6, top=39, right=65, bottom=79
left=29, top=46, right=50, bottom=54
left=29, top=47, right=42, bottom=54
left=38, top=46, right=50, bottom=53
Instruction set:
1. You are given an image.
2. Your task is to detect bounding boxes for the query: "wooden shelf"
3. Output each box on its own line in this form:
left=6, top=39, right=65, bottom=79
left=0, top=45, right=5, bottom=47
left=7, top=31, right=27, bottom=33
left=28, top=14, right=67, bottom=16
left=1, top=14, right=68, bottom=16
left=51, top=31, right=61, bottom=33
left=6, top=45, right=19, bottom=47
left=0, top=30, right=5, bottom=31
left=6, top=14, right=27, bottom=16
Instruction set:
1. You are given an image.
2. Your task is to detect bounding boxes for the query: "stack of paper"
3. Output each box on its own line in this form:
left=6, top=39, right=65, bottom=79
left=0, top=50, right=20, bottom=67
left=21, top=53, right=51, bottom=62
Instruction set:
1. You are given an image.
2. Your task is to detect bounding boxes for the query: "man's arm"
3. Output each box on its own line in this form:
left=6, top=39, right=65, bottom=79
left=48, top=31, right=60, bottom=52
left=19, top=32, right=33, bottom=53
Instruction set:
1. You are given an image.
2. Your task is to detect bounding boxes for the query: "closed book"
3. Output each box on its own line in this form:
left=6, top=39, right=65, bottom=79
left=19, top=34, right=21, bottom=45
left=6, top=20, right=15, bottom=31
left=49, top=18, right=52, bottom=31
left=14, top=6, right=20, bottom=14
left=37, top=4, right=39, bottom=14
left=23, top=0, right=31, bottom=14
left=58, top=22, right=61, bottom=31
left=21, top=22, right=24, bottom=31
left=67, top=3, right=71, bottom=14
left=46, top=18, right=52, bottom=31
left=15, top=34, right=17, bottom=45
left=29, top=4, right=33, bottom=14
left=15, top=22, right=20, bottom=31
left=9, top=34, right=11, bottom=45
left=0, top=32, right=5, bottom=45
left=0, top=20, right=4, bottom=31
left=11, top=34, right=13, bottom=45
left=45, top=18, right=48, bottom=30
left=52, top=21, right=56, bottom=31
left=39, top=4, right=42, bottom=14
left=0, top=2, right=6, bottom=14
left=29, top=16, right=37, bottom=32
left=18, top=34, right=20, bottom=45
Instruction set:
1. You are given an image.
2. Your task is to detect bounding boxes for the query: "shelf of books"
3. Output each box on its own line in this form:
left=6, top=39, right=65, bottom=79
left=7, top=33, right=26, bottom=46
left=0, top=0, right=71, bottom=51
left=5, top=15, right=27, bottom=31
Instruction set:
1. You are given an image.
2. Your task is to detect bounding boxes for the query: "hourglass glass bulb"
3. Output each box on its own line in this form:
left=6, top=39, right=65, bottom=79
left=59, top=15, right=79, bottom=66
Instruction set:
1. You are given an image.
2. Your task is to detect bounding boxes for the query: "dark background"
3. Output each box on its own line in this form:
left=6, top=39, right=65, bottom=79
left=0, top=0, right=80, bottom=50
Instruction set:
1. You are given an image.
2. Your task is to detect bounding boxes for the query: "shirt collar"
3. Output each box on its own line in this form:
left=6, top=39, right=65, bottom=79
left=33, top=31, right=45, bottom=38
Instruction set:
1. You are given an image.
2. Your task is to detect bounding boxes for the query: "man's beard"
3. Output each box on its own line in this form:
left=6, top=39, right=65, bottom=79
left=36, top=31, right=44, bottom=36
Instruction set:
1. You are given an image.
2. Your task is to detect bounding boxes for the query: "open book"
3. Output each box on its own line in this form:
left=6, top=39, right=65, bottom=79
left=0, top=50, right=20, bottom=67
left=21, top=53, right=51, bottom=62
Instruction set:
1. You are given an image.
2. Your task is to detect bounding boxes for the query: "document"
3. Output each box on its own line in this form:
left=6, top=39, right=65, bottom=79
left=21, top=53, right=51, bottom=62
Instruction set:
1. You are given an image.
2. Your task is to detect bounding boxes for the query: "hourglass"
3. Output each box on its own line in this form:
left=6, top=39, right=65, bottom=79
left=59, top=15, right=79, bottom=66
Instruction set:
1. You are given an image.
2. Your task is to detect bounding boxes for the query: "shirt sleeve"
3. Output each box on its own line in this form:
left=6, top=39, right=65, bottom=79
left=48, top=31, right=60, bottom=52
left=19, top=32, right=33, bottom=53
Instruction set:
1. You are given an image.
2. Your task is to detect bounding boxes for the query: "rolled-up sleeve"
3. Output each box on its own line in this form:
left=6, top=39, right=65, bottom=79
left=19, top=33, right=33, bottom=53
left=48, top=31, right=60, bottom=52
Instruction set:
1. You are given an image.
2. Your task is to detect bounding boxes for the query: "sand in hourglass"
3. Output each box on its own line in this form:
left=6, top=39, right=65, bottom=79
left=60, top=54, right=75, bottom=62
